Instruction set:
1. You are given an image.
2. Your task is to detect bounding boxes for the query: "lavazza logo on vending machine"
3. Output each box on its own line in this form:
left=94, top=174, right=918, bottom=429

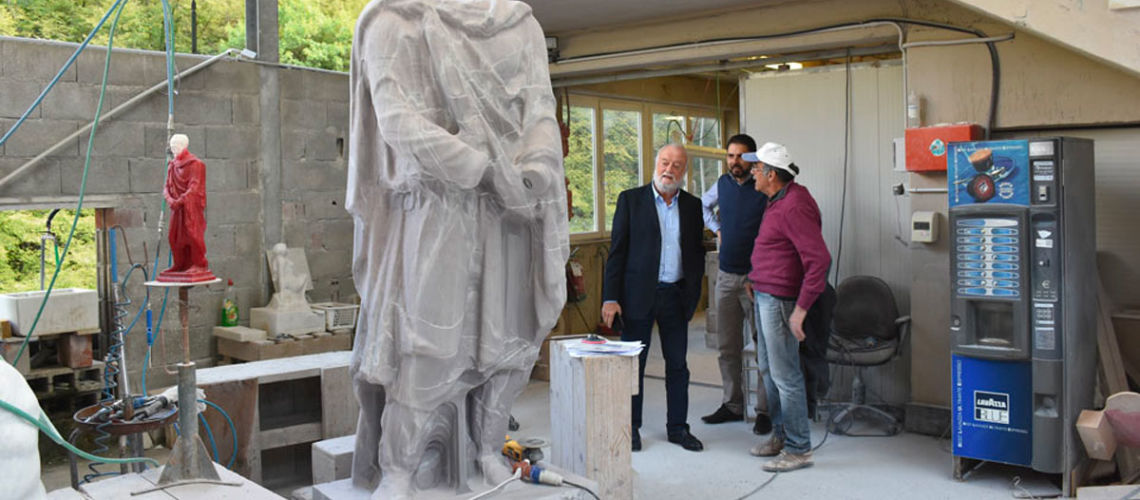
left=974, top=391, right=1010, bottom=425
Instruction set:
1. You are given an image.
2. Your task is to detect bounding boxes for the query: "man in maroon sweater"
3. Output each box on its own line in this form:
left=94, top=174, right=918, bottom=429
left=743, top=142, right=831, bottom=472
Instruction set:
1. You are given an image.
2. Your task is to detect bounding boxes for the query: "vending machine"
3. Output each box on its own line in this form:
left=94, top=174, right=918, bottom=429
left=948, top=137, right=1096, bottom=492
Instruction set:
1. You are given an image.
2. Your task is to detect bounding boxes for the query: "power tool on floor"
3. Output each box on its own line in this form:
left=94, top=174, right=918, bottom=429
left=503, top=435, right=546, bottom=464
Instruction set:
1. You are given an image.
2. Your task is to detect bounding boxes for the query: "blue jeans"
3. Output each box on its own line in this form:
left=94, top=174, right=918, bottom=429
left=754, top=291, right=812, bottom=454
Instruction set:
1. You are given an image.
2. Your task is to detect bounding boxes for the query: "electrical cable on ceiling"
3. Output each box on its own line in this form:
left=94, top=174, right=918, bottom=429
left=554, top=17, right=1005, bottom=140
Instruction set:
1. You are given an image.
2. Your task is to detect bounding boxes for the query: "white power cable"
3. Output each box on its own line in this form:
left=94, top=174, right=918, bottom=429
left=467, top=468, right=523, bottom=500
left=902, top=33, right=1015, bottom=49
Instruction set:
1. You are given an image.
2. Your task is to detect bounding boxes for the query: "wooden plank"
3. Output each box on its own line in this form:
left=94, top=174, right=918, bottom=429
left=550, top=341, right=635, bottom=500
left=199, top=378, right=259, bottom=479
left=1098, top=282, right=1128, bottom=396
left=1098, top=280, right=1140, bottom=482
left=1075, top=484, right=1140, bottom=499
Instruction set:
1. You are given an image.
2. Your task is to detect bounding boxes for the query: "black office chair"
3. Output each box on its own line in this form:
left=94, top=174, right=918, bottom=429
left=824, top=275, right=910, bottom=436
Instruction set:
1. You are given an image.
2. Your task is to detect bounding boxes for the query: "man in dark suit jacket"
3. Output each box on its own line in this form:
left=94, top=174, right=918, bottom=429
left=602, top=143, right=707, bottom=452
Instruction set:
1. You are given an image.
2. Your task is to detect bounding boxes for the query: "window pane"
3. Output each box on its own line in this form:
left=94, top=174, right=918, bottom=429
left=652, top=113, right=686, bottom=152
left=0, top=209, right=97, bottom=292
left=566, top=106, right=596, bottom=234
left=690, top=115, right=721, bottom=148
left=690, top=157, right=724, bottom=196
left=603, top=109, right=642, bottom=232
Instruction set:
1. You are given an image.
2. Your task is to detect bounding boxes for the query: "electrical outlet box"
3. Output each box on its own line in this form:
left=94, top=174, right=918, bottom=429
left=911, top=211, right=939, bottom=243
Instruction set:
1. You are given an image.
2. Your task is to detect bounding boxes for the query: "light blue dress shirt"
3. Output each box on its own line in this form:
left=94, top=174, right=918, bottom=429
left=654, top=184, right=683, bottom=283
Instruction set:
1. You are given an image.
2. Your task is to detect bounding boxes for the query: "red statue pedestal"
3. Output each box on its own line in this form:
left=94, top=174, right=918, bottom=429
left=156, top=267, right=217, bottom=283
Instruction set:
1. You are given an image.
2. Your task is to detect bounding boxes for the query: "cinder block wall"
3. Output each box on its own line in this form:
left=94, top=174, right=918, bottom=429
left=0, top=37, right=355, bottom=390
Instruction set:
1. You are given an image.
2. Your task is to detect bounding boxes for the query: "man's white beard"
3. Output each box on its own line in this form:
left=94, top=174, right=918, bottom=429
left=654, top=172, right=682, bottom=195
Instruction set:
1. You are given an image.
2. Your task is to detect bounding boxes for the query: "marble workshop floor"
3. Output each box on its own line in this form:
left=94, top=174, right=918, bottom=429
left=508, top=312, right=1063, bottom=500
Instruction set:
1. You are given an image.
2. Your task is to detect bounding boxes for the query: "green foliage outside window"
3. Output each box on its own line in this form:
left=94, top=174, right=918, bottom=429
left=0, top=0, right=370, bottom=72
left=0, top=210, right=97, bottom=293
left=565, top=106, right=595, bottom=234
left=602, top=109, right=640, bottom=232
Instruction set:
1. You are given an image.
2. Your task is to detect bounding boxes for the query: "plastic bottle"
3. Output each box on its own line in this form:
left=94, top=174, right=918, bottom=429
left=221, top=279, right=238, bottom=326
left=906, top=90, right=922, bottom=128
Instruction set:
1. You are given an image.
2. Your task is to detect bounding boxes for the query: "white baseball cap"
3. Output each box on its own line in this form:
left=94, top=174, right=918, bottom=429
left=743, top=142, right=795, bottom=176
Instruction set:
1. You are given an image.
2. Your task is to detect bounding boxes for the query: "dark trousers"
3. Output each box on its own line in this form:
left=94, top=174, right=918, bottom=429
left=622, top=282, right=690, bottom=437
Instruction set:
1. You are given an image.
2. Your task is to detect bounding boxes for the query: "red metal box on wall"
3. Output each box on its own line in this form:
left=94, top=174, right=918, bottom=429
left=905, top=124, right=984, bottom=172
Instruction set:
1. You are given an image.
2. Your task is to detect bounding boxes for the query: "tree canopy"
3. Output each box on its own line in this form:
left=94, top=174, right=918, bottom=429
left=0, top=0, right=371, bottom=72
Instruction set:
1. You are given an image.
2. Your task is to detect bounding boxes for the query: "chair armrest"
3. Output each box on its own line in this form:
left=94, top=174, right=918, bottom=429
left=892, top=316, right=912, bottom=359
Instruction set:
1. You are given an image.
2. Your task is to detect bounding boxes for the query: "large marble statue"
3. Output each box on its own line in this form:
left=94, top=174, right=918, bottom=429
left=0, top=360, right=47, bottom=500
left=346, top=0, right=569, bottom=497
left=158, top=134, right=215, bottom=283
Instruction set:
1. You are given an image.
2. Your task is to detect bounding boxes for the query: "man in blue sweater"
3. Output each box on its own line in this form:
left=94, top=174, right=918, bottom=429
left=700, top=134, right=772, bottom=435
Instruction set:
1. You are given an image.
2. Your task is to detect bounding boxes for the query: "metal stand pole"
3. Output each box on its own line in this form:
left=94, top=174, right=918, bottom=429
left=156, top=283, right=221, bottom=485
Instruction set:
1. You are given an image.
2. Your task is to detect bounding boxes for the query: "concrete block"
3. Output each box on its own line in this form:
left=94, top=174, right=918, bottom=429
left=205, top=224, right=237, bottom=258
left=0, top=80, right=45, bottom=119
left=213, top=325, right=268, bottom=342
left=127, top=157, right=166, bottom=194
left=233, top=95, right=260, bottom=124
left=307, top=249, right=352, bottom=281
left=306, top=130, right=342, bottom=161
left=57, top=333, right=93, bottom=368
left=90, top=121, right=146, bottom=158
left=303, top=191, right=349, bottom=220
left=282, top=99, right=326, bottom=130
left=283, top=159, right=348, bottom=192
left=201, top=59, right=260, bottom=95
left=76, top=48, right=146, bottom=86
left=326, top=103, right=349, bottom=131
left=2, top=39, right=77, bottom=83
left=205, top=158, right=250, bottom=192
left=0, top=157, right=62, bottom=199
left=280, top=69, right=306, bottom=100
left=142, top=54, right=207, bottom=92
left=0, top=288, right=99, bottom=337
left=205, top=125, right=259, bottom=159
left=311, top=435, right=355, bottom=485
left=282, top=131, right=306, bottom=160
left=40, top=83, right=100, bottom=121
left=60, top=157, right=131, bottom=195
left=113, top=91, right=167, bottom=124
left=3, top=119, right=80, bottom=158
left=176, top=92, right=234, bottom=126
left=304, top=71, right=349, bottom=102
left=234, top=223, right=262, bottom=254
left=207, top=191, right=261, bottom=224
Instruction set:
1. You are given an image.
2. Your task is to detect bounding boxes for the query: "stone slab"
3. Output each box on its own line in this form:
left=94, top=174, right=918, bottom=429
left=213, top=325, right=268, bottom=343
left=312, top=435, right=355, bottom=485
left=250, top=307, right=326, bottom=337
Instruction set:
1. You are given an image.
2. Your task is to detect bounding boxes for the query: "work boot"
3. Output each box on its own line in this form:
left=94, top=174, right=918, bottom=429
left=701, top=404, right=744, bottom=424
left=762, top=450, right=814, bottom=472
left=749, top=436, right=784, bottom=457
left=753, top=413, right=772, bottom=435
